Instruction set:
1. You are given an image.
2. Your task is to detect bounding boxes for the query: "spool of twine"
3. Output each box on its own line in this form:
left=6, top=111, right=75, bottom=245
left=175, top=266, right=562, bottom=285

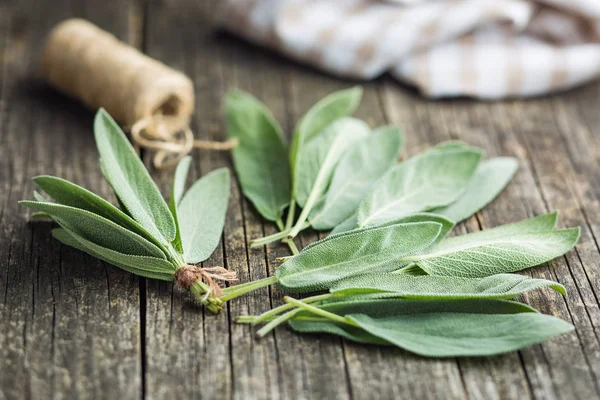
left=39, top=19, right=237, bottom=169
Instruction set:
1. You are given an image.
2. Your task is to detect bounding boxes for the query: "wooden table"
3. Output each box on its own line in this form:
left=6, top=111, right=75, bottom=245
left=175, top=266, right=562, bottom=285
left=2, top=1, right=600, bottom=399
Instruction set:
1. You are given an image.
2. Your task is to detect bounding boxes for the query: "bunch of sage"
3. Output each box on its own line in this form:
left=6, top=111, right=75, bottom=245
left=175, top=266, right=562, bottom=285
left=21, top=109, right=233, bottom=312
left=225, top=87, right=579, bottom=357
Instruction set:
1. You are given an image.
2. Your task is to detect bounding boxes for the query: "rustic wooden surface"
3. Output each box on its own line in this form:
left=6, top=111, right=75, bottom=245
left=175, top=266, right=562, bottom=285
left=1, top=1, right=600, bottom=399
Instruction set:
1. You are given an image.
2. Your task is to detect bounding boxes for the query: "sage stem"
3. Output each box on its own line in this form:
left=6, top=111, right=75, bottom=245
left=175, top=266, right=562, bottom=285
left=219, top=275, right=279, bottom=302
left=256, top=308, right=303, bottom=337
left=284, top=297, right=359, bottom=327
left=250, top=293, right=333, bottom=325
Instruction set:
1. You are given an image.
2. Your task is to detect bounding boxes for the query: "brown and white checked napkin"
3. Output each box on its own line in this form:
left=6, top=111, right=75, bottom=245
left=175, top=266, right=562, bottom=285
left=217, top=0, right=600, bottom=99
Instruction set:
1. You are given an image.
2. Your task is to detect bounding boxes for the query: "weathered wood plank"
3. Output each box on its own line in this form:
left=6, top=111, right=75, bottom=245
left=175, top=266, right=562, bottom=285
left=2, top=0, right=600, bottom=398
left=0, top=1, right=144, bottom=399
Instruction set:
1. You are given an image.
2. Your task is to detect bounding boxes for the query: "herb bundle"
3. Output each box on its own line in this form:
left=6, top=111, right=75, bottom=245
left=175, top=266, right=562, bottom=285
left=21, top=109, right=233, bottom=312
left=225, top=87, right=579, bottom=357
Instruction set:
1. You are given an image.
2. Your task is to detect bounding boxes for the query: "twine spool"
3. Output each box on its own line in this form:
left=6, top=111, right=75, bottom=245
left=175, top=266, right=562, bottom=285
left=39, top=19, right=237, bottom=169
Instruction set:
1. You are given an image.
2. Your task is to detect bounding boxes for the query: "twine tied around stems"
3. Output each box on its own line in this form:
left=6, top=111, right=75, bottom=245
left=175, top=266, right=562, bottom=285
left=39, top=18, right=237, bottom=170
left=175, top=265, right=238, bottom=297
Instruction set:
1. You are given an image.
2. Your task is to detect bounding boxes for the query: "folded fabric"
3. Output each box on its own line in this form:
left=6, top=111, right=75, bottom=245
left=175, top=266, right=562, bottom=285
left=217, top=0, right=600, bottom=99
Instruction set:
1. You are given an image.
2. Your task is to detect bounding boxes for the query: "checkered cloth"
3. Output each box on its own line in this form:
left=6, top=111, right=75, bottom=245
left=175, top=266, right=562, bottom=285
left=217, top=0, right=600, bottom=99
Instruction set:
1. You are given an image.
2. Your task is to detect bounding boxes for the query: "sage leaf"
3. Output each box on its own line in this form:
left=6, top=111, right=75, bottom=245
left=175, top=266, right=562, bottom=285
left=226, top=90, right=291, bottom=222
left=402, top=213, right=580, bottom=277
left=391, top=213, right=454, bottom=242
left=290, top=118, right=370, bottom=236
left=290, top=86, right=363, bottom=201
left=289, top=298, right=574, bottom=357
left=52, top=228, right=175, bottom=280
left=357, top=147, right=482, bottom=228
left=171, top=156, right=191, bottom=206
left=330, top=210, right=454, bottom=239
left=33, top=175, right=159, bottom=247
left=276, top=221, right=443, bottom=293
left=331, top=273, right=566, bottom=299
left=170, top=156, right=192, bottom=253
left=179, top=168, right=230, bottom=264
left=432, top=157, right=518, bottom=223
left=309, top=126, right=403, bottom=230
left=20, top=201, right=166, bottom=258
left=94, top=109, right=176, bottom=243
left=330, top=212, right=358, bottom=236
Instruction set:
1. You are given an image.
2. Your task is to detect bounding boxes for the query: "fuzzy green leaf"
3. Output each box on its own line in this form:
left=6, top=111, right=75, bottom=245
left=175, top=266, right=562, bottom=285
left=179, top=168, right=230, bottom=264
left=330, top=212, right=359, bottom=236
left=52, top=228, right=175, bottom=280
left=290, top=87, right=363, bottom=200
left=357, top=147, right=482, bottom=228
left=226, top=90, right=291, bottom=222
left=20, top=200, right=165, bottom=259
left=330, top=212, right=454, bottom=238
left=289, top=298, right=573, bottom=357
left=276, top=221, right=443, bottom=293
left=33, top=175, right=161, bottom=247
left=402, top=213, right=580, bottom=277
left=94, top=109, right=176, bottom=243
left=433, top=157, right=518, bottom=223
left=295, top=118, right=370, bottom=207
left=309, top=126, right=403, bottom=230
left=170, top=156, right=192, bottom=253
left=291, top=118, right=370, bottom=236
left=331, top=273, right=566, bottom=299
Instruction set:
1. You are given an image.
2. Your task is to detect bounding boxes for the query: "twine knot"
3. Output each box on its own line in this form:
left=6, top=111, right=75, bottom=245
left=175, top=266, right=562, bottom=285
left=175, top=265, right=238, bottom=297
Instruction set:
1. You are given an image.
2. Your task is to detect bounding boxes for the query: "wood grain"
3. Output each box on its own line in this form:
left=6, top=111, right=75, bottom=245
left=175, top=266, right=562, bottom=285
left=1, top=1, right=599, bottom=399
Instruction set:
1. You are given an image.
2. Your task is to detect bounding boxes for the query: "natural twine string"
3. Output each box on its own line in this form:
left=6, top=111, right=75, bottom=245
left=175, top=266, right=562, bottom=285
left=130, top=115, right=238, bottom=169
left=175, top=265, right=238, bottom=298
left=40, top=18, right=237, bottom=170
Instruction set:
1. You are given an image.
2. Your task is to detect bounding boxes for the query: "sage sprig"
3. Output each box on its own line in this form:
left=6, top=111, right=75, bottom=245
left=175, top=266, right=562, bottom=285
left=21, top=109, right=233, bottom=312
left=225, top=87, right=579, bottom=357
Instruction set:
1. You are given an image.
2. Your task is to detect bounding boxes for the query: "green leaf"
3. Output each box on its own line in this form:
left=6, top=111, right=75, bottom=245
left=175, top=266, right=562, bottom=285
left=276, top=221, right=443, bottom=293
left=309, top=125, right=403, bottom=230
left=171, top=156, right=191, bottom=206
left=226, top=90, right=290, bottom=222
left=20, top=200, right=166, bottom=259
left=432, top=157, right=518, bottom=223
left=33, top=190, right=49, bottom=202
left=402, top=213, right=580, bottom=277
left=290, top=86, right=363, bottom=200
left=289, top=298, right=574, bottom=357
left=357, top=147, right=482, bottom=228
left=178, top=168, right=230, bottom=264
left=331, top=273, right=566, bottom=299
left=169, top=156, right=192, bottom=253
left=290, top=118, right=370, bottom=236
left=33, top=175, right=160, bottom=247
left=330, top=212, right=454, bottom=239
left=381, top=213, right=454, bottom=242
left=52, top=228, right=175, bottom=280
left=94, top=109, right=176, bottom=244
left=330, top=212, right=358, bottom=236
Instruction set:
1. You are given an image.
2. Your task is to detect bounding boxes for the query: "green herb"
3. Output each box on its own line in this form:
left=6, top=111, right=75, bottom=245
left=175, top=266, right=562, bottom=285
left=330, top=273, right=566, bottom=299
left=356, top=145, right=482, bottom=228
left=21, top=109, right=233, bottom=312
left=308, top=126, right=403, bottom=230
left=285, top=298, right=573, bottom=357
left=289, top=117, right=370, bottom=238
left=432, top=157, right=518, bottom=223
left=276, top=221, right=443, bottom=292
left=402, top=212, right=580, bottom=277
left=221, top=87, right=580, bottom=358
left=225, top=91, right=290, bottom=223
